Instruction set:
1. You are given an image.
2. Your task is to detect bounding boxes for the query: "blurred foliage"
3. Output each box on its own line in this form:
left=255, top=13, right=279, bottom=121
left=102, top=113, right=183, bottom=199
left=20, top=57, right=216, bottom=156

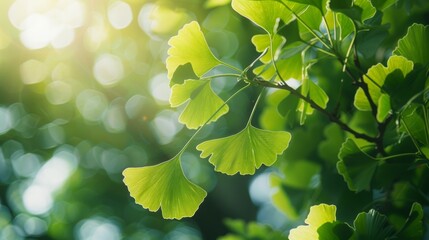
left=0, top=0, right=258, bottom=239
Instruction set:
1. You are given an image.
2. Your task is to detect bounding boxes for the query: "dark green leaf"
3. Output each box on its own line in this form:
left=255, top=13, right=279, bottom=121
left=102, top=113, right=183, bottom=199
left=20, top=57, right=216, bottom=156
left=353, top=210, right=395, bottom=240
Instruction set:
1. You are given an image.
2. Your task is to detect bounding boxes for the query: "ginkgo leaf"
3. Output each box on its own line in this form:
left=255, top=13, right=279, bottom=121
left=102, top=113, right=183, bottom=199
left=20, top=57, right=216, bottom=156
left=393, top=24, right=429, bottom=66
left=170, top=79, right=229, bottom=129
left=251, top=34, right=286, bottom=63
left=353, top=210, right=395, bottom=239
left=289, top=204, right=337, bottom=240
left=354, top=55, right=413, bottom=111
left=232, top=0, right=306, bottom=35
left=298, top=78, right=329, bottom=124
left=336, top=139, right=378, bottom=192
left=123, top=157, right=207, bottom=220
left=166, top=21, right=222, bottom=79
left=197, top=124, right=291, bottom=175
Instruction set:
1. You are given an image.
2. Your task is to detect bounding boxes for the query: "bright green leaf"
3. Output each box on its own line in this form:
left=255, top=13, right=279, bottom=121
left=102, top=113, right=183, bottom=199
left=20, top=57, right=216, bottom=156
left=232, top=0, right=306, bottom=34
left=166, top=21, right=221, bottom=79
left=284, top=0, right=325, bottom=13
left=370, top=0, right=397, bottom=10
left=197, top=124, right=291, bottom=175
left=329, top=0, right=376, bottom=22
left=289, top=204, right=337, bottom=240
left=336, top=13, right=355, bottom=40
left=170, top=79, right=229, bottom=129
left=376, top=93, right=391, bottom=122
left=393, top=24, right=429, bottom=66
left=354, top=55, right=413, bottom=111
left=353, top=210, right=395, bottom=239
left=298, top=78, right=329, bottom=124
left=336, top=139, right=378, bottom=192
left=122, top=157, right=207, bottom=219
left=251, top=34, right=286, bottom=63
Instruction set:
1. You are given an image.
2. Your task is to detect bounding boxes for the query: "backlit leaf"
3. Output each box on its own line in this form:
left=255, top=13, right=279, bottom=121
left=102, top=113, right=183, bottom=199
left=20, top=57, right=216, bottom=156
left=289, top=204, right=337, bottom=240
left=376, top=93, right=391, bottom=122
left=123, top=157, right=207, bottom=219
left=397, top=202, right=424, bottom=240
left=166, top=21, right=221, bottom=79
left=336, top=139, right=378, bottom=192
left=170, top=79, right=229, bottom=129
left=354, top=55, right=413, bottom=111
left=251, top=34, right=286, bottom=63
left=393, top=24, right=429, bottom=66
left=197, top=124, right=291, bottom=175
left=232, top=0, right=306, bottom=34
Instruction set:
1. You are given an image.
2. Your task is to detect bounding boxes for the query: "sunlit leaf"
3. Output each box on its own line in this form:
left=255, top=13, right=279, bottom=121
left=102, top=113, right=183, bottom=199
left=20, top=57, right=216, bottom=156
left=166, top=21, right=222, bottom=79
left=370, top=0, right=397, bottom=10
left=336, top=139, right=378, bottom=192
left=284, top=0, right=325, bottom=13
left=394, top=24, right=429, bottom=66
left=197, top=124, right=291, bottom=175
left=353, top=209, right=395, bottom=239
left=122, top=157, right=207, bottom=219
left=298, top=78, right=329, bottom=124
left=329, top=0, right=376, bottom=22
left=354, top=55, right=413, bottom=111
left=251, top=34, right=286, bottom=63
left=170, top=79, right=229, bottom=129
left=376, top=93, right=391, bottom=122
left=289, top=204, right=337, bottom=240
left=232, top=0, right=306, bottom=34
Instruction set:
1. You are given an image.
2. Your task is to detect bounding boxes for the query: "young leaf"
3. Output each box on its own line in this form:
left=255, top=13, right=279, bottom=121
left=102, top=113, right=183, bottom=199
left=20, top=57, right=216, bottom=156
left=354, top=55, right=413, bottom=111
left=122, top=157, right=207, bottom=219
left=336, top=139, right=378, bottom=192
left=170, top=79, right=229, bottom=129
left=197, top=125, right=291, bottom=175
left=298, top=78, right=329, bottom=124
left=166, top=21, right=221, bottom=79
left=251, top=34, right=286, bottom=64
left=376, top=93, right=391, bottom=122
left=232, top=0, right=306, bottom=34
left=393, top=24, right=429, bottom=66
left=353, top=210, right=395, bottom=239
left=289, top=204, right=337, bottom=240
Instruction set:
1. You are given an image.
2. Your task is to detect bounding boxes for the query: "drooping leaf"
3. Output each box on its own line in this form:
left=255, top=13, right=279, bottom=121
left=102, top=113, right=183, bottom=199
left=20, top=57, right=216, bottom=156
left=232, top=0, right=307, bottom=34
left=122, top=157, right=207, bottom=219
left=396, top=202, right=424, bottom=240
left=354, top=55, right=413, bottom=111
left=166, top=21, right=221, bottom=79
left=353, top=209, right=395, bottom=239
left=197, top=124, right=291, bottom=175
left=336, top=12, right=355, bottom=40
left=298, top=78, right=329, bottom=124
left=336, top=139, right=378, bottom=192
left=329, top=0, right=376, bottom=22
left=400, top=104, right=429, bottom=154
left=289, top=204, right=337, bottom=240
left=393, top=24, right=429, bottom=66
left=170, top=79, right=229, bottom=129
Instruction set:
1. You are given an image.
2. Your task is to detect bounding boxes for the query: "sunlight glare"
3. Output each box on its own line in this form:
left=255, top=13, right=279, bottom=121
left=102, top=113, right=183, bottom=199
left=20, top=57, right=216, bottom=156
left=108, top=1, right=133, bottom=30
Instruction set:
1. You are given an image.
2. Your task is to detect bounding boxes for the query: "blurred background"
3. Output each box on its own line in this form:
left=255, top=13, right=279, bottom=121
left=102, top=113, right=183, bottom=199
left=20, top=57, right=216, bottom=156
left=0, top=0, right=287, bottom=239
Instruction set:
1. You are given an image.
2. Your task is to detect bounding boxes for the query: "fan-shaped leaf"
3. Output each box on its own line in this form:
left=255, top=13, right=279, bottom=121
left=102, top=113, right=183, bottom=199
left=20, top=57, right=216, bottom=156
left=393, top=24, right=429, bottom=66
left=123, top=157, right=207, bottom=219
left=354, top=55, right=413, bottom=111
left=337, top=139, right=378, bottom=192
left=289, top=204, right=337, bottom=240
left=197, top=125, right=291, bottom=175
left=166, top=21, right=221, bottom=79
left=232, top=0, right=306, bottom=34
left=170, top=79, right=229, bottom=129
left=353, top=210, right=395, bottom=239
left=397, top=202, right=424, bottom=240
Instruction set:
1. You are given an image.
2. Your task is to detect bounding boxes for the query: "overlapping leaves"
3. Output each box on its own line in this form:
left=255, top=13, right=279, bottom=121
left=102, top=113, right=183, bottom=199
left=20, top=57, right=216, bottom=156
left=170, top=79, right=229, bottom=129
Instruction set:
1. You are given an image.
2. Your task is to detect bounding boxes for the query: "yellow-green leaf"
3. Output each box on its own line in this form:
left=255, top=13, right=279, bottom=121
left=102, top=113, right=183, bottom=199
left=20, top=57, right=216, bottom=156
left=354, top=55, right=413, bottom=111
left=197, top=125, right=291, bottom=175
left=289, top=204, right=337, bottom=240
left=251, top=34, right=286, bottom=63
left=394, top=24, right=429, bottom=66
left=232, top=0, right=306, bottom=35
left=166, top=21, right=221, bottom=79
left=170, top=79, right=229, bottom=129
left=123, top=157, right=207, bottom=220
